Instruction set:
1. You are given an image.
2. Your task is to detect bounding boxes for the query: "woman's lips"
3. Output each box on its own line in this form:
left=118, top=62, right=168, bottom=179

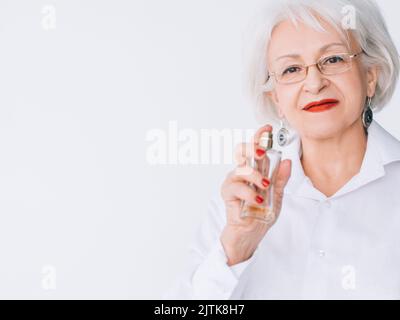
left=305, top=103, right=337, bottom=112
left=303, top=99, right=339, bottom=113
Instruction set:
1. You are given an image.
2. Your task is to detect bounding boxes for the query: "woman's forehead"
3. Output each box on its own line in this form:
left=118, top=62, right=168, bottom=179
left=268, top=19, right=354, bottom=60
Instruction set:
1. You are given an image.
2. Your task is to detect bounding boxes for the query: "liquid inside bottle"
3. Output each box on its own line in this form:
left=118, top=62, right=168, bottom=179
left=240, top=131, right=282, bottom=224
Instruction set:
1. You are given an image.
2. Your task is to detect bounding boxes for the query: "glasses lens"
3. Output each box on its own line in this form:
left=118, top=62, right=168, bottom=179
left=273, top=53, right=356, bottom=84
left=320, top=54, right=352, bottom=75
left=277, top=65, right=306, bottom=84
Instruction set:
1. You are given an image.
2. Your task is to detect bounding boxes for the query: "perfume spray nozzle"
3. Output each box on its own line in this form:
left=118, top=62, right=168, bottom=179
left=259, top=131, right=273, bottom=150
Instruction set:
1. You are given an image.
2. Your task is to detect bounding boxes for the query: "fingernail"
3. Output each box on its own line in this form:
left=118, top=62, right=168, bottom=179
left=256, top=195, right=264, bottom=204
left=262, top=178, right=270, bottom=187
left=256, top=149, right=265, bottom=157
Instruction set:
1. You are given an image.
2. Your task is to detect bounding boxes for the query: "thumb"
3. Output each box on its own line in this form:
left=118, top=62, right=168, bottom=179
left=274, top=159, right=292, bottom=193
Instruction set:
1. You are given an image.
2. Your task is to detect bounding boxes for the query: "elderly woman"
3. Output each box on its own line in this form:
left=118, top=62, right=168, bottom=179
left=165, top=0, right=400, bottom=299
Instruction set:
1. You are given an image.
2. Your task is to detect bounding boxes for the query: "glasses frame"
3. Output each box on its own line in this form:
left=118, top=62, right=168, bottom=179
left=266, top=50, right=365, bottom=85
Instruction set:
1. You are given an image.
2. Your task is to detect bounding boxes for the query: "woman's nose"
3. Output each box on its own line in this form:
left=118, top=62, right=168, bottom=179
left=302, top=65, right=328, bottom=94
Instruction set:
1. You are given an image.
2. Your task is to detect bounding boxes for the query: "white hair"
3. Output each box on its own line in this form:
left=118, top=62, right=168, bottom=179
left=241, top=0, right=400, bottom=128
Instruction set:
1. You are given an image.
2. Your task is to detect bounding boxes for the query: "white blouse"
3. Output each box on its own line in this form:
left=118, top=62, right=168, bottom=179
left=164, top=120, right=400, bottom=300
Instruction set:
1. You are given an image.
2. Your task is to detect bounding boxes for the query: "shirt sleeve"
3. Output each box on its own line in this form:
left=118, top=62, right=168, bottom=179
left=163, top=191, right=259, bottom=300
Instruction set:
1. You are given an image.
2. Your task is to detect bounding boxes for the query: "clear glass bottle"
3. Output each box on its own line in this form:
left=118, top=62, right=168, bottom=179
left=240, top=131, right=282, bottom=224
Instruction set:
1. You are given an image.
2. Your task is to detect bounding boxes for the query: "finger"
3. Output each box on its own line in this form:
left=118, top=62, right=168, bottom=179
left=274, top=160, right=292, bottom=203
left=223, top=181, right=264, bottom=206
left=231, top=166, right=271, bottom=190
left=274, top=159, right=292, bottom=192
left=252, top=124, right=273, bottom=161
left=252, top=124, right=273, bottom=146
left=234, top=143, right=252, bottom=167
left=234, top=124, right=274, bottom=165
left=272, top=159, right=292, bottom=216
left=233, top=142, right=266, bottom=165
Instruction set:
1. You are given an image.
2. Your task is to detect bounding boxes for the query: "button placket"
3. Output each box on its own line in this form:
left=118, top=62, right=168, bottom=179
left=302, top=199, right=337, bottom=297
left=316, top=200, right=333, bottom=257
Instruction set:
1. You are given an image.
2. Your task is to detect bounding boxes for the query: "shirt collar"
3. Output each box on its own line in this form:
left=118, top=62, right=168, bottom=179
left=280, top=120, right=400, bottom=201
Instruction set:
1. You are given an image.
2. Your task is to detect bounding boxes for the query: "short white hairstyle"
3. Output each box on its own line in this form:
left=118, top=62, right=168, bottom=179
left=241, top=0, right=400, bottom=127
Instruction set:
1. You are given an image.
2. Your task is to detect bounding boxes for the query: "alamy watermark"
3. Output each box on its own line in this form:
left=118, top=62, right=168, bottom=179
left=145, top=121, right=257, bottom=166
left=342, top=5, right=357, bottom=30
left=341, top=265, right=356, bottom=291
left=41, top=5, right=57, bottom=30
left=41, top=264, right=57, bottom=290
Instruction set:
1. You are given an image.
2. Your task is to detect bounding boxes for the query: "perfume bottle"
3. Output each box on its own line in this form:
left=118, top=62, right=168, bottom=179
left=240, top=131, right=282, bottom=224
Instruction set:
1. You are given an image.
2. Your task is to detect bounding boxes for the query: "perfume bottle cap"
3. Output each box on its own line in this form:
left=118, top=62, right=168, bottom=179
left=259, top=131, right=273, bottom=150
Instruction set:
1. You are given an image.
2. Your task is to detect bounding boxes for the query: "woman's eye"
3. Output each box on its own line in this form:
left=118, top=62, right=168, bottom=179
left=282, top=66, right=301, bottom=75
left=324, top=56, right=344, bottom=64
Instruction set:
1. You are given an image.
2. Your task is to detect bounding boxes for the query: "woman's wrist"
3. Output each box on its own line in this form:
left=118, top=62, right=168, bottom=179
left=220, top=226, right=258, bottom=266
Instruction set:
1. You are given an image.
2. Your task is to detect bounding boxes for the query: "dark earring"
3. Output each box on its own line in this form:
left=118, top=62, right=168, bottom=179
left=362, top=96, right=374, bottom=131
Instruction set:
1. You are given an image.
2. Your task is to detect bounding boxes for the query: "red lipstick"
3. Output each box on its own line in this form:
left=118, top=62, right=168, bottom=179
left=303, top=99, right=339, bottom=112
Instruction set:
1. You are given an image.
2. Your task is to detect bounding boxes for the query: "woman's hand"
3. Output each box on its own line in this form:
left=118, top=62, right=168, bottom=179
left=220, top=125, right=292, bottom=266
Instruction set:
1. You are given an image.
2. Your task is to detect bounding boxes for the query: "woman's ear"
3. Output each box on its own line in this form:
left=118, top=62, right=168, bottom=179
left=266, top=91, right=284, bottom=118
left=266, top=90, right=279, bottom=105
left=366, top=65, right=380, bottom=97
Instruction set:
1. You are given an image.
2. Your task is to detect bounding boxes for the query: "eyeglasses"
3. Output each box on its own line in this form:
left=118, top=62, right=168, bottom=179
left=266, top=51, right=364, bottom=85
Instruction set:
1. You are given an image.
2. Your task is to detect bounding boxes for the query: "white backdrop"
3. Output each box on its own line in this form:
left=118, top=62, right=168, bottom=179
left=0, top=0, right=399, bottom=299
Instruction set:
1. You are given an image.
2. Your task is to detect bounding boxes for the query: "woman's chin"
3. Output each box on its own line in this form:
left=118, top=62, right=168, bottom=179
left=301, top=125, right=345, bottom=140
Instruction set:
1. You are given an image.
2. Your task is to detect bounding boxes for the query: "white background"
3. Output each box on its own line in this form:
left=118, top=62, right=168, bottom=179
left=0, top=0, right=399, bottom=299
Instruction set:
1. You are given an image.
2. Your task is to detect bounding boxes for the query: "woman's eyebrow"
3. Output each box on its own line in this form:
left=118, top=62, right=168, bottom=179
left=319, top=42, right=348, bottom=53
left=274, top=42, right=347, bottom=61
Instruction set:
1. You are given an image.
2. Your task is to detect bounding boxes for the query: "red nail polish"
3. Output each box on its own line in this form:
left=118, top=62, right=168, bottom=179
left=256, top=149, right=265, bottom=157
left=262, top=178, right=270, bottom=187
left=256, top=195, right=264, bottom=204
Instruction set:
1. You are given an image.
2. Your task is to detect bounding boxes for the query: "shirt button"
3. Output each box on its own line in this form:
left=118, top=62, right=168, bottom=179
left=320, top=200, right=331, bottom=208
left=318, top=250, right=326, bottom=258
